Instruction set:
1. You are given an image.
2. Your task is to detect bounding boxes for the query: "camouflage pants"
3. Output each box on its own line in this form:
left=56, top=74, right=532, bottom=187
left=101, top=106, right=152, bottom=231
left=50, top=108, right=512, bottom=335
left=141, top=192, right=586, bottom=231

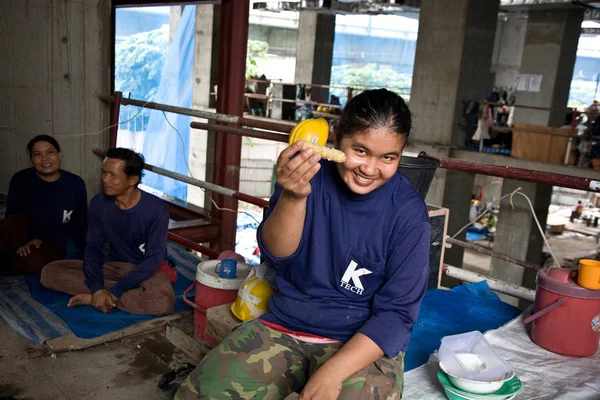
left=175, top=319, right=404, bottom=400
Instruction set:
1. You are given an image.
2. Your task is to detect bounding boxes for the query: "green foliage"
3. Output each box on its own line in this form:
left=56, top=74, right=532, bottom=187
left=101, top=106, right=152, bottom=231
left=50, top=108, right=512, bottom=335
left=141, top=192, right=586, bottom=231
left=246, top=40, right=269, bottom=78
left=569, top=79, right=598, bottom=109
left=330, top=64, right=412, bottom=101
left=114, top=26, right=169, bottom=101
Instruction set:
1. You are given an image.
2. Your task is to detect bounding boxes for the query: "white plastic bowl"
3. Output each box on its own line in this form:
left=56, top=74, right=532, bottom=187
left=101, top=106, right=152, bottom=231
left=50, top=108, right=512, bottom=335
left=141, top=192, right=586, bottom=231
left=440, top=362, right=514, bottom=395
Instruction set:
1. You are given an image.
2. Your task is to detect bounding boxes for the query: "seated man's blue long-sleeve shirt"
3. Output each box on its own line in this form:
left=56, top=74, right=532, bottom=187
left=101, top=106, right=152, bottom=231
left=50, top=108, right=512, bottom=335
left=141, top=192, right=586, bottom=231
left=258, top=160, right=431, bottom=358
left=83, top=190, right=169, bottom=298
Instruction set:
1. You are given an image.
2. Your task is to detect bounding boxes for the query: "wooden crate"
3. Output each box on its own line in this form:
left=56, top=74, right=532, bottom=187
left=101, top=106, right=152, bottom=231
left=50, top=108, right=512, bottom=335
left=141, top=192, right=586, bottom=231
left=512, top=122, right=573, bottom=164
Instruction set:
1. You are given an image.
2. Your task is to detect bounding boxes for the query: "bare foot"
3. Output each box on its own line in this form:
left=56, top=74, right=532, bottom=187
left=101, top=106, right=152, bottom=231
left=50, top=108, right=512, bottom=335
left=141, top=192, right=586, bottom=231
left=68, top=294, right=92, bottom=308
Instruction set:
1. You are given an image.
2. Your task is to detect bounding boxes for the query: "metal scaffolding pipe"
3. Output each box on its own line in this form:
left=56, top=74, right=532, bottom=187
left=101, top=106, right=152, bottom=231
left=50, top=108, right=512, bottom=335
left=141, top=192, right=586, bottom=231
left=446, top=237, right=542, bottom=271
left=168, top=232, right=220, bottom=259
left=109, top=91, right=122, bottom=148
left=443, top=264, right=536, bottom=302
left=433, top=156, right=600, bottom=193
left=99, top=94, right=293, bottom=134
left=191, top=121, right=289, bottom=143
left=93, top=148, right=269, bottom=208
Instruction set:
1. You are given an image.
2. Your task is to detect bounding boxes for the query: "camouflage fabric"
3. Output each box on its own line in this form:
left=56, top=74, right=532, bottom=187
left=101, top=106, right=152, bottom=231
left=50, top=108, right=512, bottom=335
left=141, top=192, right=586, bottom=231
left=175, top=319, right=404, bottom=400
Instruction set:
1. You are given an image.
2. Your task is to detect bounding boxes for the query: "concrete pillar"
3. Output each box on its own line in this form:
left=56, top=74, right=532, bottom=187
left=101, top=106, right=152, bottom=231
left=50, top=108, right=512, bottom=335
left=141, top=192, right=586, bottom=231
left=188, top=4, right=220, bottom=208
left=409, top=0, right=499, bottom=269
left=410, top=0, right=499, bottom=148
left=514, top=7, right=584, bottom=127
left=169, top=6, right=183, bottom=48
left=491, top=15, right=527, bottom=89
left=294, top=11, right=335, bottom=104
left=270, top=82, right=284, bottom=120
left=489, top=180, right=552, bottom=306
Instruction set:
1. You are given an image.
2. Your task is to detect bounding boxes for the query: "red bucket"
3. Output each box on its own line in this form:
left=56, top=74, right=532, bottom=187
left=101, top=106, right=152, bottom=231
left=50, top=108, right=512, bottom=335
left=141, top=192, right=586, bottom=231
left=524, top=268, right=600, bottom=357
left=183, top=260, right=249, bottom=347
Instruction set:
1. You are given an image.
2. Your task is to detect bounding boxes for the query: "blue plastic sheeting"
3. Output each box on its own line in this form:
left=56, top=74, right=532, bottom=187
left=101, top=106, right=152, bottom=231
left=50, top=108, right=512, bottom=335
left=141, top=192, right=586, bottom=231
left=235, top=212, right=263, bottom=266
left=0, top=243, right=199, bottom=343
left=405, top=281, right=521, bottom=371
left=24, top=274, right=192, bottom=339
left=466, top=232, right=486, bottom=241
left=140, top=5, right=195, bottom=200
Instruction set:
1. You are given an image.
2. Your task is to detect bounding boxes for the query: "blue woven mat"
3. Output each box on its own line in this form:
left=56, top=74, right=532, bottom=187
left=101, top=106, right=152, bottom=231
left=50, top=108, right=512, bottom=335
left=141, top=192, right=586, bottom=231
left=0, top=242, right=199, bottom=343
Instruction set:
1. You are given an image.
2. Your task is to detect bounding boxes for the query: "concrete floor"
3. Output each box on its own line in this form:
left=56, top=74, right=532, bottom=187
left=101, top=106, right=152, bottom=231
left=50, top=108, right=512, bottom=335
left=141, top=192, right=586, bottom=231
left=0, top=317, right=191, bottom=400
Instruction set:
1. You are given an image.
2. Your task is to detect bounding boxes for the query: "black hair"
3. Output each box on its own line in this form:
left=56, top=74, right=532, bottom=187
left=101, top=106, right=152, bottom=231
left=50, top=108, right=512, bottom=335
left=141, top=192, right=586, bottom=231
left=27, top=135, right=61, bottom=158
left=105, top=147, right=145, bottom=185
left=336, top=89, right=412, bottom=143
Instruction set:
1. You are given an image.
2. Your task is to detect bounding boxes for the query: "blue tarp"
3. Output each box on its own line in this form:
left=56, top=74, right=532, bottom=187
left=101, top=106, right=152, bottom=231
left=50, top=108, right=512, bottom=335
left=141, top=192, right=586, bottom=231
left=0, top=242, right=198, bottom=343
left=405, top=281, right=521, bottom=371
left=140, top=5, right=195, bottom=200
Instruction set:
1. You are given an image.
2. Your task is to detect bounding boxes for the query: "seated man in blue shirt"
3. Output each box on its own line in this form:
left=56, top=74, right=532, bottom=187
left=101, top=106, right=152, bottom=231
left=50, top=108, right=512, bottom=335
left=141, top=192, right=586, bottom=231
left=0, top=135, right=87, bottom=275
left=41, top=148, right=175, bottom=315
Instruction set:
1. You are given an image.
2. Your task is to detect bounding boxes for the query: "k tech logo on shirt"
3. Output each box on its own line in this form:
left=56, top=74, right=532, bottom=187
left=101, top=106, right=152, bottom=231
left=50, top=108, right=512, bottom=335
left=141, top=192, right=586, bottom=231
left=340, top=260, right=372, bottom=295
left=62, top=210, right=73, bottom=223
left=139, top=243, right=146, bottom=254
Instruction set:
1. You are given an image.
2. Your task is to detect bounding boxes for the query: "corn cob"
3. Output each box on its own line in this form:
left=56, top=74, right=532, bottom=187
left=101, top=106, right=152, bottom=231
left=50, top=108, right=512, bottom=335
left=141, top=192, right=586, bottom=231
left=297, top=141, right=346, bottom=163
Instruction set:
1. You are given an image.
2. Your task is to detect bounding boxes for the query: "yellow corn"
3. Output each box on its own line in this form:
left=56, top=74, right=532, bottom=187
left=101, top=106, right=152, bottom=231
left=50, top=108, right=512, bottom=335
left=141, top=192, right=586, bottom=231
left=298, top=141, right=346, bottom=163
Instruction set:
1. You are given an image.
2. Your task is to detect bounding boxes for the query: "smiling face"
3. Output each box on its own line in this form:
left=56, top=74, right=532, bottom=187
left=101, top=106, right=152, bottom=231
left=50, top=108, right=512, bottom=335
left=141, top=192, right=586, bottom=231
left=101, top=157, right=139, bottom=197
left=335, top=127, right=406, bottom=195
left=31, top=141, right=61, bottom=178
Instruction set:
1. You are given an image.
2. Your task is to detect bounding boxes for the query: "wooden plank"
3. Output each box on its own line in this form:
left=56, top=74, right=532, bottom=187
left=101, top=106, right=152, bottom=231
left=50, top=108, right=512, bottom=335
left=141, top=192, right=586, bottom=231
left=28, top=313, right=189, bottom=358
left=206, top=303, right=241, bottom=343
left=166, top=315, right=209, bottom=363
left=512, top=122, right=571, bottom=164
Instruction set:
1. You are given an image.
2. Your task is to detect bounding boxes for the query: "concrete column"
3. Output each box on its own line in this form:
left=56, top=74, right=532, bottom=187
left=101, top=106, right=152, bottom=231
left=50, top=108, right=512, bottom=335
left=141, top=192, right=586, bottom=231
left=270, top=82, right=284, bottom=120
left=410, top=0, right=499, bottom=148
left=514, top=7, right=584, bottom=127
left=294, top=11, right=335, bottom=104
left=169, top=6, right=183, bottom=48
left=489, top=180, right=552, bottom=306
left=188, top=4, right=220, bottom=208
left=491, top=15, right=527, bottom=89
left=409, top=0, right=499, bottom=269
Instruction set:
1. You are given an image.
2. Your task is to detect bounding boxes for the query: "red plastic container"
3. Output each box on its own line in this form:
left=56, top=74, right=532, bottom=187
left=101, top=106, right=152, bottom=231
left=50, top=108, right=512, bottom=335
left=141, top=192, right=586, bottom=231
left=183, top=260, right=249, bottom=347
left=524, top=268, right=600, bottom=357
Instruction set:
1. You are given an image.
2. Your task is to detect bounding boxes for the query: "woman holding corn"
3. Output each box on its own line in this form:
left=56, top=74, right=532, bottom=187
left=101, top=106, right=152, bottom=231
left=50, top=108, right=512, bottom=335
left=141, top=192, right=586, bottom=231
left=177, top=89, right=430, bottom=400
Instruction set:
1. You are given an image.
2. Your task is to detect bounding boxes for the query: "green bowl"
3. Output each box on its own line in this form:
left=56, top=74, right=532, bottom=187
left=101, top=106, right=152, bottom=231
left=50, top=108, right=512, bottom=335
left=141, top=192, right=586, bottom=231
left=442, top=388, right=516, bottom=400
left=443, top=388, right=474, bottom=400
left=438, top=370, right=522, bottom=399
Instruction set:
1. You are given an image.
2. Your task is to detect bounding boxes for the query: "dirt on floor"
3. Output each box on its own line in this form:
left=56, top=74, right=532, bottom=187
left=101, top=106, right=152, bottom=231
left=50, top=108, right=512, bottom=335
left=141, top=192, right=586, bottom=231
left=0, top=318, right=195, bottom=400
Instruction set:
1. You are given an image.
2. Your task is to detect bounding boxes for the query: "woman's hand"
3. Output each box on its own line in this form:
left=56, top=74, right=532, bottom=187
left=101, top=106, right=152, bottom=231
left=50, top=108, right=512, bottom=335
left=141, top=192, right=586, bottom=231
left=16, top=239, right=42, bottom=257
left=275, top=141, right=322, bottom=199
left=299, top=367, right=343, bottom=400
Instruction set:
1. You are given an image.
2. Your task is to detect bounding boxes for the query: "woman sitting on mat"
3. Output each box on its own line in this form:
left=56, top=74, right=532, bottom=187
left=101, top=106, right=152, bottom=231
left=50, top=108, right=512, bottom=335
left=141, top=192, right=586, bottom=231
left=1, top=135, right=87, bottom=276
left=176, top=89, right=431, bottom=400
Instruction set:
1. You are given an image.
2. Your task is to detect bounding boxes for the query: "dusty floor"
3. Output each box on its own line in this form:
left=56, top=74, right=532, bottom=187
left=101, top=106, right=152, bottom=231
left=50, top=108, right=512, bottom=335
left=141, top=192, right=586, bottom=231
left=1, top=201, right=599, bottom=400
left=0, top=317, right=192, bottom=400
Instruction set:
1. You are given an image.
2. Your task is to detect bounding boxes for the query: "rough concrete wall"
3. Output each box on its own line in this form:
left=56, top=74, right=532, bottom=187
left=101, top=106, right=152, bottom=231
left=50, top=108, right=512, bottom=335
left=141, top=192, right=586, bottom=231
left=0, top=0, right=111, bottom=199
left=453, top=0, right=499, bottom=146
left=491, top=15, right=527, bottom=89
left=409, top=0, right=469, bottom=146
left=188, top=4, right=220, bottom=208
left=248, top=25, right=297, bottom=56
left=515, top=8, right=583, bottom=127
left=473, top=174, right=503, bottom=206
left=294, top=11, right=334, bottom=103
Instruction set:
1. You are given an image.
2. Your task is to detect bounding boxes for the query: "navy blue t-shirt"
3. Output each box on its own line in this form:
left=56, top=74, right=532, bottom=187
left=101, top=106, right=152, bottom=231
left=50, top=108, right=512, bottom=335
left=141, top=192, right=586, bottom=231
left=6, top=168, right=88, bottom=251
left=258, top=160, right=431, bottom=358
left=83, top=190, right=169, bottom=298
